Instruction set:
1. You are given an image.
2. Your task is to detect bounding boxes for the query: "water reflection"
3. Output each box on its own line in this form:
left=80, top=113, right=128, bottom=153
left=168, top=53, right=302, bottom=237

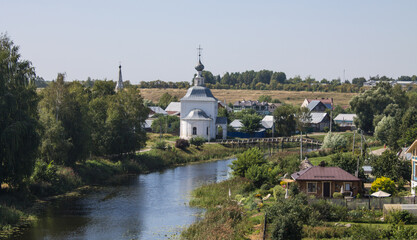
left=17, top=158, right=234, bottom=240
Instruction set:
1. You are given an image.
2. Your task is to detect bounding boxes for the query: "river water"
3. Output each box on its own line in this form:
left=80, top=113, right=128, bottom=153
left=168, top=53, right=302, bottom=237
left=17, top=158, right=234, bottom=240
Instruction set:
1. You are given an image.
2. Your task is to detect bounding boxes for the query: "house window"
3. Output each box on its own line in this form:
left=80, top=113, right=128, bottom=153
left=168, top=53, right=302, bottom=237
left=414, top=162, right=417, bottom=177
left=344, top=182, right=351, bottom=191
left=192, top=127, right=197, bottom=135
left=307, top=182, right=317, bottom=193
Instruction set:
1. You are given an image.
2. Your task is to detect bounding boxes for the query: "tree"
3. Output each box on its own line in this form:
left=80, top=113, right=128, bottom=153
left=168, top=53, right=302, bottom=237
left=151, top=115, right=180, bottom=134
left=371, top=177, right=396, bottom=194
left=273, top=105, right=297, bottom=136
left=105, top=88, right=149, bottom=155
left=158, top=92, right=178, bottom=109
left=371, top=150, right=411, bottom=181
left=374, top=116, right=399, bottom=149
left=38, top=74, right=91, bottom=165
left=295, top=107, right=312, bottom=134
left=330, top=152, right=364, bottom=177
left=231, top=148, right=266, bottom=177
left=258, top=95, right=272, bottom=102
left=189, top=136, right=205, bottom=149
left=240, top=113, right=262, bottom=134
left=0, top=34, right=40, bottom=187
left=321, top=132, right=348, bottom=150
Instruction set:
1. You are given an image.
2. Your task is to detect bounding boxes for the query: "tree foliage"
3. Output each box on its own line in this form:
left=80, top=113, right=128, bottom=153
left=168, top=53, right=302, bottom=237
left=371, top=150, right=410, bottom=182
left=321, top=132, right=348, bottom=150
left=370, top=176, right=396, bottom=194
left=0, top=34, right=40, bottom=187
left=273, top=105, right=297, bottom=136
left=240, top=113, right=262, bottom=134
left=231, top=148, right=266, bottom=177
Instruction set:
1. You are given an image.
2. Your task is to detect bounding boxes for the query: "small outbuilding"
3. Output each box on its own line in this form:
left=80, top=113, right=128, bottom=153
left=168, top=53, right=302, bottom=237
left=291, top=166, right=362, bottom=198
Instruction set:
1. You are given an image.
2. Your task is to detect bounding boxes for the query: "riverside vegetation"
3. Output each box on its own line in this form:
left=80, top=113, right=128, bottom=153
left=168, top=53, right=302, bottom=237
left=183, top=148, right=417, bottom=240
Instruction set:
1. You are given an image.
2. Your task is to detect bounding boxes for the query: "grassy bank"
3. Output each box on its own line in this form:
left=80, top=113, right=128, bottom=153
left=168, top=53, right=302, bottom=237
left=0, top=143, right=244, bottom=239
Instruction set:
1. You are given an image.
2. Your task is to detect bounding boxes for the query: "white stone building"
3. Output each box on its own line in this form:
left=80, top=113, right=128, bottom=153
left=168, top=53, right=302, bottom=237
left=180, top=57, right=227, bottom=140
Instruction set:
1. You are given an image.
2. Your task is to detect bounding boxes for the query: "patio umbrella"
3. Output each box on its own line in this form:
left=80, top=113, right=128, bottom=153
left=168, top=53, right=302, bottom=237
left=371, top=190, right=391, bottom=198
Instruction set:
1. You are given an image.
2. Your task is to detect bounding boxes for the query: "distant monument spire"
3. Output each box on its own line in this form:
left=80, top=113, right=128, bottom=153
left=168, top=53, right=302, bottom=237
left=194, top=45, right=205, bottom=86
left=115, top=64, right=124, bottom=92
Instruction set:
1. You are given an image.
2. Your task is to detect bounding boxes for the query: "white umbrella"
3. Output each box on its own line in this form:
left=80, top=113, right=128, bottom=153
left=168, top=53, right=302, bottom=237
left=285, top=188, right=289, bottom=199
left=371, top=190, right=391, bottom=198
left=340, top=185, right=344, bottom=194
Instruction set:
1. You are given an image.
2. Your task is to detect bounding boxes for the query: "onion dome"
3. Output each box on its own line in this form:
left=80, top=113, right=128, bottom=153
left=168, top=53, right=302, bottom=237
left=195, top=60, right=204, bottom=72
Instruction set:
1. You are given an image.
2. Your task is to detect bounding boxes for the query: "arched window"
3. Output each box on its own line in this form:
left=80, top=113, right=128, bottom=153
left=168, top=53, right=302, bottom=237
left=192, top=127, right=197, bottom=135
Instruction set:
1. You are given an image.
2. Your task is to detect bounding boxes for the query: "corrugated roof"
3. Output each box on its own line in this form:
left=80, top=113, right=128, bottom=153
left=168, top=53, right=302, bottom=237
left=307, top=100, right=322, bottom=111
left=334, top=114, right=356, bottom=122
left=310, top=112, right=328, bottom=124
left=165, top=102, right=181, bottom=112
left=230, top=119, right=243, bottom=129
left=291, top=166, right=361, bottom=181
left=149, top=106, right=167, bottom=115
left=261, top=115, right=274, bottom=129
left=181, top=86, right=217, bottom=101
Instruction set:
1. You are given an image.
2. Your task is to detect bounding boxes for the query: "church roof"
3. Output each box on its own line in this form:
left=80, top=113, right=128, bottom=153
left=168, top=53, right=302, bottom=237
left=215, top=117, right=227, bottom=125
left=181, top=86, right=217, bottom=102
left=183, top=109, right=211, bottom=120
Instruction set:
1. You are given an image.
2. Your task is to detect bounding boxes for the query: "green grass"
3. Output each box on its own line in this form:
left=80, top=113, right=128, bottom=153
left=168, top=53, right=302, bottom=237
left=309, top=154, right=335, bottom=166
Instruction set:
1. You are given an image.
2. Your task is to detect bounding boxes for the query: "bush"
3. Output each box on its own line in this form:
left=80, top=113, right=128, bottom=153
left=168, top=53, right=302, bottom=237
left=175, top=139, right=189, bottom=150
left=387, top=210, right=413, bottom=224
left=271, top=214, right=303, bottom=240
left=230, top=148, right=266, bottom=177
left=245, top=164, right=270, bottom=188
left=321, top=132, right=348, bottom=150
left=333, top=192, right=343, bottom=199
left=152, top=140, right=167, bottom=150
left=310, top=200, right=347, bottom=222
left=189, top=136, right=206, bottom=148
left=371, top=176, right=396, bottom=194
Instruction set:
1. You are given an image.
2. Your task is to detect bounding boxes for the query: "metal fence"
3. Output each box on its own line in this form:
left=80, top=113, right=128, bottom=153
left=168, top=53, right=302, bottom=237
left=307, top=197, right=417, bottom=210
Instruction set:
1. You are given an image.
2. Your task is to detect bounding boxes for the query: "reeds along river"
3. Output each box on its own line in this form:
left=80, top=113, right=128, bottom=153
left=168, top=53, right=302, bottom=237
left=15, top=158, right=234, bottom=240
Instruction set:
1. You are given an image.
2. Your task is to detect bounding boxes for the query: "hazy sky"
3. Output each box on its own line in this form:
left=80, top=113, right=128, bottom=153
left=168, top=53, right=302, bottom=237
left=1, top=1, right=416, bottom=83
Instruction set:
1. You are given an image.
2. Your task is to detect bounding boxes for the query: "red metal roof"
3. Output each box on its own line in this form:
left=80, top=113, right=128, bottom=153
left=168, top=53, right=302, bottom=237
left=291, top=166, right=361, bottom=181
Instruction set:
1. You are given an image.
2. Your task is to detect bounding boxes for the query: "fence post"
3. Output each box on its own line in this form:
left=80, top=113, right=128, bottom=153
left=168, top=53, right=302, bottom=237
left=263, top=212, right=267, bottom=240
left=345, top=199, right=347, bottom=208
left=368, top=197, right=371, bottom=210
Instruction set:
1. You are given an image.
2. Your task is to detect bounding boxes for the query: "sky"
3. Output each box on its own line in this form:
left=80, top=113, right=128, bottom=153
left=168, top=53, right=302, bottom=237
left=1, top=0, right=416, bottom=83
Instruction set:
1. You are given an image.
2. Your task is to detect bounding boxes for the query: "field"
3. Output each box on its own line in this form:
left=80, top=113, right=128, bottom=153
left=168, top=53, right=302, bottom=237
left=139, top=88, right=358, bottom=107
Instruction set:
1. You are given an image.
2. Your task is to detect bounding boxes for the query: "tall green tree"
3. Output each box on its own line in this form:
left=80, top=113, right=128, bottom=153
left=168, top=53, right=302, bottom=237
left=241, top=113, right=262, bottom=134
left=38, top=74, right=91, bottom=165
left=105, top=88, right=148, bottom=155
left=0, top=34, right=39, bottom=187
left=273, top=105, right=297, bottom=136
left=158, top=92, right=178, bottom=109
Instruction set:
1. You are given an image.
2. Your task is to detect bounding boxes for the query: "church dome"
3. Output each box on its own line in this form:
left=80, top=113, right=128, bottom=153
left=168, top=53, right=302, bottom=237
left=183, top=108, right=211, bottom=120
left=195, top=60, right=204, bottom=72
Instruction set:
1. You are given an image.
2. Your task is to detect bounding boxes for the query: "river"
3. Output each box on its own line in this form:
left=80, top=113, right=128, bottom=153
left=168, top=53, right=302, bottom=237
left=16, top=158, right=234, bottom=240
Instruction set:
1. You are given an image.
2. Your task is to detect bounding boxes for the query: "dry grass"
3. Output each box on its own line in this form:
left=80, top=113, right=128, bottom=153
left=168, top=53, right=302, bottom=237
left=138, top=88, right=358, bottom=107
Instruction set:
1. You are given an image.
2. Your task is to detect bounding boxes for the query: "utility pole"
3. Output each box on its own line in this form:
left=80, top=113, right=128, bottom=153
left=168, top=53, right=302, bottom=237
left=360, top=130, right=363, bottom=157
left=352, top=130, right=356, bottom=154
left=300, top=131, right=303, bottom=161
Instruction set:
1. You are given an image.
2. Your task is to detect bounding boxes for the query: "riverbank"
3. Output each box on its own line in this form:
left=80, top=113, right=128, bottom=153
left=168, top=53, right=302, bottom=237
left=0, top=143, right=245, bottom=239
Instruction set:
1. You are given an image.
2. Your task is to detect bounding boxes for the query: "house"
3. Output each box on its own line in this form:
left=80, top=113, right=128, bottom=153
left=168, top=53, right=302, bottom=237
left=291, top=166, right=362, bottom=198
left=233, top=100, right=271, bottom=115
left=301, top=98, right=333, bottom=110
left=334, top=114, right=357, bottom=129
left=405, top=140, right=417, bottom=195
left=165, top=102, right=181, bottom=116
left=144, top=119, right=153, bottom=132
left=268, top=103, right=282, bottom=114
left=306, top=100, right=328, bottom=112
left=309, top=112, right=330, bottom=131
left=230, top=119, right=243, bottom=131
left=148, top=106, right=167, bottom=118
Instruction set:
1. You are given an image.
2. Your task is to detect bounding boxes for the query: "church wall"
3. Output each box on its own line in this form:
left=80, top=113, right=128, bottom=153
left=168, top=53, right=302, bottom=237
left=180, top=119, right=212, bottom=140
left=180, top=100, right=218, bottom=120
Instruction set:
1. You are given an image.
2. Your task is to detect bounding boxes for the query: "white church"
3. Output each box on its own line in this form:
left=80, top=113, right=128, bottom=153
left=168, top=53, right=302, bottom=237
left=180, top=56, right=227, bottom=141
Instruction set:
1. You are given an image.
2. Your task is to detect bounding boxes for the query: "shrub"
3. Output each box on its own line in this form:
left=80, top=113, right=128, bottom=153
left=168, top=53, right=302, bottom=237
left=245, top=164, right=270, bottom=188
left=189, top=136, right=206, bottom=148
left=310, top=200, right=347, bottom=222
left=230, top=148, right=266, bottom=177
left=175, top=139, right=189, bottom=150
left=321, top=132, right=348, bottom=150
left=387, top=210, right=413, bottom=224
left=333, top=192, right=343, bottom=199
left=152, top=140, right=167, bottom=150
left=371, top=176, right=396, bottom=194
left=271, top=214, right=303, bottom=240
